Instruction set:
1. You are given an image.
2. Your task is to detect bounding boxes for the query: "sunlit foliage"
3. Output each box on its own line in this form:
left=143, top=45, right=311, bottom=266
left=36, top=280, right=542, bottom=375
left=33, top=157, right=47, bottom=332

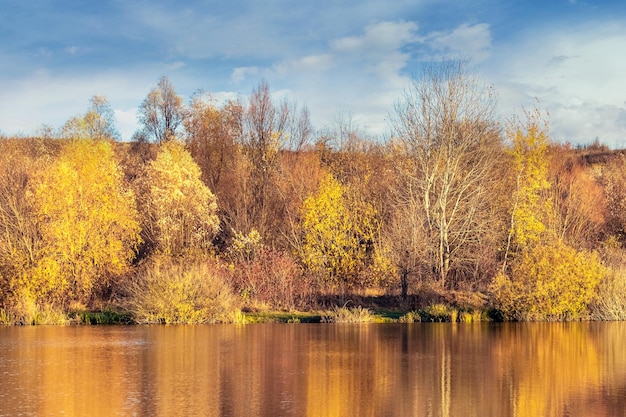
left=126, top=255, right=239, bottom=324
left=503, top=108, right=551, bottom=257
left=0, top=140, right=49, bottom=317
left=300, top=173, right=378, bottom=290
left=62, top=95, right=120, bottom=140
left=138, top=139, right=219, bottom=256
left=29, top=138, right=140, bottom=305
left=491, top=240, right=604, bottom=320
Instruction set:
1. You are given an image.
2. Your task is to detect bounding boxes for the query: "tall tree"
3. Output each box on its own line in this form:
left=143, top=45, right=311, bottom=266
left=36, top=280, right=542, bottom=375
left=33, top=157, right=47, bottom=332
left=137, top=76, right=185, bottom=143
left=62, top=95, right=120, bottom=140
left=237, top=80, right=312, bottom=245
left=390, top=60, right=502, bottom=289
left=501, top=108, right=551, bottom=270
left=184, top=92, right=242, bottom=193
left=0, top=141, right=44, bottom=309
left=138, top=140, right=220, bottom=256
left=300, top=173, right=378, bottom=291
left=29, top=139, right=141, bottom=305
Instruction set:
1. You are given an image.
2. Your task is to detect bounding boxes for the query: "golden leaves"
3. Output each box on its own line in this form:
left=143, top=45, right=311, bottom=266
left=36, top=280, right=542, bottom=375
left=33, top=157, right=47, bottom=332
left=300, top=173, right=378, bottom=289
left=29, top=138, right=141, bottom=303
left=139, top=140, right=219, bottom=256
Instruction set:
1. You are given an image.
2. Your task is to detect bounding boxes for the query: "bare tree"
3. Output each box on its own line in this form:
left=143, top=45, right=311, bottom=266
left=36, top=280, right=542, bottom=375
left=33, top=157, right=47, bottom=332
left=286, top=102, right=312, bottom=152
left=137, top=76, right=185, bottom=143
left=184, top=91, right=243, bottom=191
left=236, top=80, right=311, bottom=244
left=390, top=60, right=503, bottom=289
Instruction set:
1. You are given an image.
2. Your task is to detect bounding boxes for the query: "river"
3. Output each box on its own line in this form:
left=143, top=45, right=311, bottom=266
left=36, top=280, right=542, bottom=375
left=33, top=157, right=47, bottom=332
left=1, top=322, right=625, bottom=416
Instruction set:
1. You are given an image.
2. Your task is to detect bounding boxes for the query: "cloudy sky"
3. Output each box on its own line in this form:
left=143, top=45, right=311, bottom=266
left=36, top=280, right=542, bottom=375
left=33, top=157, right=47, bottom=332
left=1, top=0, right=625, bottom=146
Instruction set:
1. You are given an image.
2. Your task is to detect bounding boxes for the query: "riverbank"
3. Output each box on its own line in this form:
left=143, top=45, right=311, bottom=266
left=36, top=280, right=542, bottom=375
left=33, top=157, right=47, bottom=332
left=59, top=305, right=490, bottom=325
left=2, top=286, right=616, bottom=325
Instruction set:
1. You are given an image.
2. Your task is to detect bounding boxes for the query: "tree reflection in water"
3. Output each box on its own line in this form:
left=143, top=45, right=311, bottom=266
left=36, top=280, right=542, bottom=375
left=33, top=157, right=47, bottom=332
left=0, top=323, right=625, bottom=416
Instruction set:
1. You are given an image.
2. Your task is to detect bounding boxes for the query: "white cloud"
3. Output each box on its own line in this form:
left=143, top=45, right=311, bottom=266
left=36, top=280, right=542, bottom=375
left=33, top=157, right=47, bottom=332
left=114, top=108, right=138, bottom=140
left=265, top=20, right=422, bottom=135
left=0, top=70, right=158, bottom=140
left=482, top=20, right=626, bottom=145
left=331, top=20, right=418, bottom=57
left=272, top=54, right=334, bottom=75
left=426, top=23, right=492, bottom=62
left=165, top=61, right=186, bottom=71
left=231, top=66, right=260, bottom=83
left=66, top=46, right=79, bottom=55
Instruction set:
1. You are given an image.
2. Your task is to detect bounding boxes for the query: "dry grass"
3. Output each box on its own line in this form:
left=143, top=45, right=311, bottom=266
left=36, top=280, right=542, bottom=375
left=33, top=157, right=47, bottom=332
left=589, top=268, right=626, bottom=320
left=321, top=305, right=375, bottom=323
left=125, top=256, right=240, bottom=324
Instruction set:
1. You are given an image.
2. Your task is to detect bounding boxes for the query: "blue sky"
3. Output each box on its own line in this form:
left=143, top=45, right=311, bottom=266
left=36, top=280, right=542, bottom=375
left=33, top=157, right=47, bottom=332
left=1, top=0, right=625, bottom=146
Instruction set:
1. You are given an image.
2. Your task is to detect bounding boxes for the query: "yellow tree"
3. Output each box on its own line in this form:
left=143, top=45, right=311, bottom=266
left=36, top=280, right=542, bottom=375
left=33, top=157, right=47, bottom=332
left=501, top=108, right=551, bottom=269
left=492, top=109, right=604, bottom=320
left=139, top=140, right=220, bottom=256
left=300, top=173, right=378, bottom=291
left=62, top=95, right=120, bottom=140
left=29, top=138, right=141, bottom=305
left=491, top=240, right=604, bottom=320
left=0, top=140, right=46, bottom=310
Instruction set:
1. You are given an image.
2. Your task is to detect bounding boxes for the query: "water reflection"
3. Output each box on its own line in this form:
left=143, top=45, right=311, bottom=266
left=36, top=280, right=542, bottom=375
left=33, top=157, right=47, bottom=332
left=1, top=323, right=625, bottom=416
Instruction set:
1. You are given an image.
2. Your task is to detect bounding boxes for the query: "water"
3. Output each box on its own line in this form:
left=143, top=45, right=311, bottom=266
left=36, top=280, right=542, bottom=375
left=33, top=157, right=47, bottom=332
left=1, top=323, right=625, bottom=416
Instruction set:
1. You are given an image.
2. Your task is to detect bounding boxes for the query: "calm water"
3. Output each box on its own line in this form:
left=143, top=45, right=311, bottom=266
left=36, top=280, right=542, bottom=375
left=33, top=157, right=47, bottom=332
left=1, top=323, right=625, bottom=416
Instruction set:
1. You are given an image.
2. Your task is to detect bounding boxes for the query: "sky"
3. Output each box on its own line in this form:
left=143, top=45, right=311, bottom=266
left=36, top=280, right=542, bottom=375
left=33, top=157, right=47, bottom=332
left=1, top=0, right=626, bottom=147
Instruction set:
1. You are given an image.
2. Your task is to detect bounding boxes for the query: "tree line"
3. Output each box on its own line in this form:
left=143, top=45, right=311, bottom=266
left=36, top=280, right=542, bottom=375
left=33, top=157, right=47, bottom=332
left=0, top=61, right=625, bottom=324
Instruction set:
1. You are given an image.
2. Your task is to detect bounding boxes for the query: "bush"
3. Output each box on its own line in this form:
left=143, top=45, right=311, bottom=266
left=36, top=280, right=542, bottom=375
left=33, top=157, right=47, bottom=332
left=420, top=303, right=458, bottom=322
left=490, top=241, right=604, bottom=321
left=589, top=267, right=626, bottom=320
left=0, top=290, right=70, bottom=325
left=125, top=256, right=239, bottom=324
left=321, top=305, right=374, bottom=323
left=398, top=311, right=421, bottom=323
left=229, top=249, right=315, bottom=310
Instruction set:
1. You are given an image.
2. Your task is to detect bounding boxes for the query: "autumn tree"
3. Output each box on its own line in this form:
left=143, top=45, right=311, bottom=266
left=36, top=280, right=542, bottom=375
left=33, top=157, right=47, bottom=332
left=0, top=140, right=46, bottom=311
left=184, top=93, right=248, bottom=249
left=138, top=140, right=219, bottom=256
left=184, top=92, right=242, bottom=193
left=491, top=240, right=604, bottom=320
left=236, top=80, right=312, bottom=245
left=546, top=145, right=606, bottom=248
left=300, top=173, right=379, bottom=291
left=491, top=110, right=604, bottom=320
left=314, top=118, right=398, bottom=291
left=62, top=95, right=120, bottom=140
left=594, top=154, right=626, bottom=244
left=501, top=108, right=552, bottom=268
left=137, top=76, right=185, bottom=143
left=28, top=138, right=141, bottom=305
left=390, top=60, right=503, bottom=289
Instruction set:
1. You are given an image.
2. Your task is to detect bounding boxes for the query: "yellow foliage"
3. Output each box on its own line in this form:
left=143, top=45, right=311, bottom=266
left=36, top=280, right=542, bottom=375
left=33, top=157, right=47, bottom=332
left=126, top=255, right=239, bottom=324
left=228, top=229, right=262, bottom=262
left=29, top=138, right=140, bottom=304
left=300, top=173, right=378, bottom=289
left=491, top=240, right=604, bottom=320
left=507, top=111, right=551, bottom=248
left=140, top=140, right=219, bottom=255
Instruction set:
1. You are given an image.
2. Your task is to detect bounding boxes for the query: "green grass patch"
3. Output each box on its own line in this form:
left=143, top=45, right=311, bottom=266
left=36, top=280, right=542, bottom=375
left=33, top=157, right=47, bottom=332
left=70, top=309, right=133, bottom=325
left=239, top=311, right=321, bottom=323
